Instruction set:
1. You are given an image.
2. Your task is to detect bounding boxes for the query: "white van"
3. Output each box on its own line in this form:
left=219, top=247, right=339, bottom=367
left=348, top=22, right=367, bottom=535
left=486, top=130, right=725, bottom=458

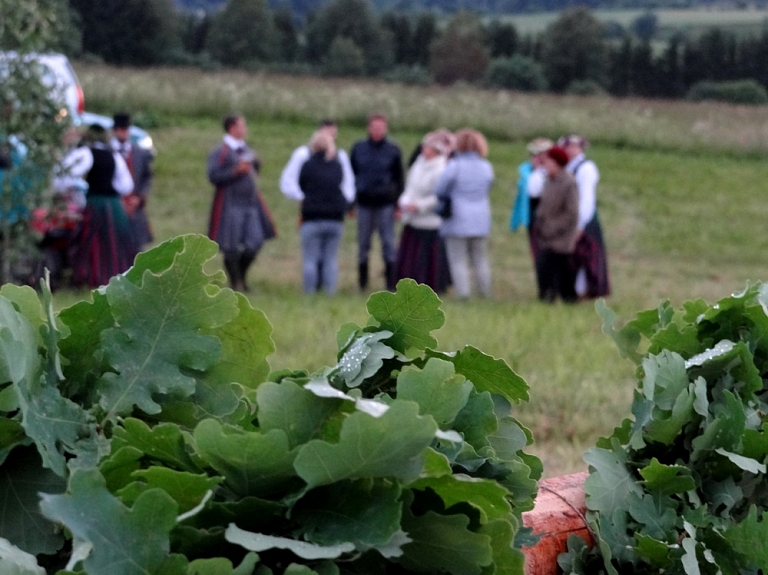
left=0, top=51, right=153, bottom=153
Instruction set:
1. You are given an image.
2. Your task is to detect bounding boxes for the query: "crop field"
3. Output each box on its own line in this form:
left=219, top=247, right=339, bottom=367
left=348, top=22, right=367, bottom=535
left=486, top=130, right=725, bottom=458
left=503, top=7, right=768, bottom=38
left=59, top=63, right=768, bottom=477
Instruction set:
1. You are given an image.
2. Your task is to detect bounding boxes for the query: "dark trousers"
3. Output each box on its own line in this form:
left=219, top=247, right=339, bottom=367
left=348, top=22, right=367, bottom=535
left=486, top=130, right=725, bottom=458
left=536, top=249, right=577, bottom=303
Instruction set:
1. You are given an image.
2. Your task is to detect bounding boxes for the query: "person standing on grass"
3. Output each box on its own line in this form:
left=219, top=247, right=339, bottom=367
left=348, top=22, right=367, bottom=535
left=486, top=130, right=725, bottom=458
left=207, top=114, right=276, bottom=292
left=280, top=119, right=355, bottom=291
left=534, top=146, right=580, bottom=303
left=289, top=130, right=354, bottom=295
left=435, top=128, right=494, bottom=300
left=111, top=112, right=154, bottom=252
left=67, top=124, right=137, bottom=288
left=350, top=113, right=404, bottom=291
left=510, top=138, right=553, bottom=296
left=394, top=131, right=451, bottom=294
left=557, top=134, right=610, bottom=299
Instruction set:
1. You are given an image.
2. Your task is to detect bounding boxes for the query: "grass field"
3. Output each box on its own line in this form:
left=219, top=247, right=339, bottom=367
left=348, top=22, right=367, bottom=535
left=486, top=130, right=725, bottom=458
left=58, top=65, right=768, bottom=477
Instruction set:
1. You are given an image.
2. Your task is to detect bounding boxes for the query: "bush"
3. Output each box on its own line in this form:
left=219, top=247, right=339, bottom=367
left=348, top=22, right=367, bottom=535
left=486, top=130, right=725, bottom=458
left=485, top=55, right=548, bottom=92
left=686, top=79, right=768, bottom=105
left=382, top=64, right=433, bottom=86
left=322, top=36, right=365, bottom=77
left=565, top=79, right=606, bottom=96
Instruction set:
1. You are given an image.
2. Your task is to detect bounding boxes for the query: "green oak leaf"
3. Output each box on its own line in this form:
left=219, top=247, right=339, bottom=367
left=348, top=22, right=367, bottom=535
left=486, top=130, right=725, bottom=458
left=639, top=458, right=696, bottom=496
left=193, top=419, right=298, bottom=498
left=397, top=506, right=493, bottom=575
left=635, top=533, right=674, bottom=568
left=583, top=442, right=643, bottom=516
left=420, top=448, right=453, bottom=478
left=294, top=479, right=402, bottom=548
left=99, top=446, right=143, bottom=492
left=98, top=235, right=239, bottom=419
left=39, top=468, right=178, bottom=575
left=334, top=331, right=395, bottom=388
left=0, top=418, right=28, bottom=465
left=187, top=552, right=259, bottom=575
left=478, top=519, right=524, bottom=575
left=409, top=473, right=512, bottom=522
left=57, top=290, right=113, bottom=398
left=225, top=525, right=355, bottom=559
left=366, top=279, right=445, bottom=353
left=722, top=506, right=768, bottom=569
left=255, top=380, right=343, bottom=448
left=641, top=350, right=688, bottom=409
left=0, top=447, right=66, bottom=556
left=0, top=285, right=44, bottom=346
left=118, top=467, right=222, bottom=513
left=430, top=346, right=529, bottom=404
left=452, top=390, right=497, bottom=451
left=691, top=390, right=747, bottom=458
left=714, top=448, right=766, bottom=474
left=294, top=401, right=437, bottom=489
left=0, top=537, right=45, bottom=575
left=644, top=384, right=696, bottom=445
left=396, top=358, right=472, bottom=427
left=192, top=497, right=285, bottom=534
left=627, top=492, right=678, bottom=541
left=111, top=418, right=202, bottom=473
left=195, top=293, right=274, bottom=418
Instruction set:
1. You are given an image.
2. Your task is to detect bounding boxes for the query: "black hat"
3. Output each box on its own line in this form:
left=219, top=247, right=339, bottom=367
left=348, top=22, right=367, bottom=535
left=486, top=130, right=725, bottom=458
left=113, top=113, right=131, bottom=129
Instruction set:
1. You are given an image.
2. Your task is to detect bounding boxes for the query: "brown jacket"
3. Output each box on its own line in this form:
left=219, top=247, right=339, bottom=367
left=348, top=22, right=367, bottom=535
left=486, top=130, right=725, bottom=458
left=534, top=169, right=579, bottom=254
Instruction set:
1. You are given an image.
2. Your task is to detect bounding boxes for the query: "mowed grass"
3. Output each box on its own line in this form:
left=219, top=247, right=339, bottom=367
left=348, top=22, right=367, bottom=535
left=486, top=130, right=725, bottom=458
left=57, top=66, right=768, bottom=477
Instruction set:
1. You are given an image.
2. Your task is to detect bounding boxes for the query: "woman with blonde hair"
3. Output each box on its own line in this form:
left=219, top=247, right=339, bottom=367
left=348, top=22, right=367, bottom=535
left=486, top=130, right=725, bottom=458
left=394, top=131, right=451, bottom=292
left=293, top=130, right=354, bottom=294
left=434, top=129, right=494, bottom=299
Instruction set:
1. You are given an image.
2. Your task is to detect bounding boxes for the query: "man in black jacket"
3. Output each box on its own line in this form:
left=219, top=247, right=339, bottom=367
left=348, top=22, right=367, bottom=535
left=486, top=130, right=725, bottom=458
left=350, top=113, right=404, bottom=290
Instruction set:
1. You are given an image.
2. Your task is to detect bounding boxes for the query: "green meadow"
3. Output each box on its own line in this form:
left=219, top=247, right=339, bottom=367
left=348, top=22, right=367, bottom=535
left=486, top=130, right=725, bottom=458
left=59, top=64, right=768, bottom=477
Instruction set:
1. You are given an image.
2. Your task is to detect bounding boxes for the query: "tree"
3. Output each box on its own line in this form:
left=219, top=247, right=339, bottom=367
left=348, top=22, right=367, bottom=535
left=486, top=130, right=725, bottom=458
left=0, top=0, right=71, bottom=284
left=485, top=54, right=547, bottom=92
left=606, top=35, right=632, bottom=97
left=70, top=0, right=181, bottom=65
left=630, top=11, right=658, bottom=42
left=304, top=0, right=394, bottom=75
left=322, top=36, right=365, bottom=76
left=205, top=0, right=278, bottom=66
left=629, top=39, right=656, bottom=97
left=412, top=12, right=437, bottom=67
left=486, top=20, right=518, bottom=58
left=381, top=12, right=414, bottom=65
left=429, top=11, right=490, bottom=85
left=540, top=7, right=607, bottom=93
left=273, top=6, right=300, bottom=62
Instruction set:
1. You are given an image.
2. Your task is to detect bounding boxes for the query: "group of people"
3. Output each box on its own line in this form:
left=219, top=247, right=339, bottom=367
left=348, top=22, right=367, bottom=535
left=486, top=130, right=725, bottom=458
left=511, top=135, right=610, bottom=303
left=49, top=113, right=154, bottom=289
left=207, top=111, right=610, bottom=301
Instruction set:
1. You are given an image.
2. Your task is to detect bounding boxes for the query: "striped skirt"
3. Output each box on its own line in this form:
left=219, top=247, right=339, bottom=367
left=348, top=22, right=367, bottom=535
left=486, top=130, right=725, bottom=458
left=395, top=225, right=451, bottom=294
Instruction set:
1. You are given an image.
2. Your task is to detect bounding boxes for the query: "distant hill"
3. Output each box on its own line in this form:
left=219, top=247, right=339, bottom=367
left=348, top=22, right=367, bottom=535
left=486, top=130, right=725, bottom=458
left=175, top=0, right=734, bottom=16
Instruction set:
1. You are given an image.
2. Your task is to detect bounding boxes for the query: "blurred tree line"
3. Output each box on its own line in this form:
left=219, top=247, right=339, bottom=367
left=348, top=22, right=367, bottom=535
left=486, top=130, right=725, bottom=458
left=35, top=0, right=768, bottom=103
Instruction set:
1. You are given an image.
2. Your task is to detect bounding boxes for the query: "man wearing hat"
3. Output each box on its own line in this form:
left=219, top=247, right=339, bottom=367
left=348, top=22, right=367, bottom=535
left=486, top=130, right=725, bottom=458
left=111, top=112, right=154, bottom=251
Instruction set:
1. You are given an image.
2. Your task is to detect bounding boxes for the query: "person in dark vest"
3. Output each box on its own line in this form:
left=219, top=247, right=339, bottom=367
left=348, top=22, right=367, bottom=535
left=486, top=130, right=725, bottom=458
left=558, top=134, right=611, bottom=299
left=207, top=114, right=276, bottom=292
left=111, top=112, right=154, bottom=252
left=350, top=113, right=404, bottom=291
left=293, top=130, right=355, bottom=294
left=67, top=124, right=137, bottom=288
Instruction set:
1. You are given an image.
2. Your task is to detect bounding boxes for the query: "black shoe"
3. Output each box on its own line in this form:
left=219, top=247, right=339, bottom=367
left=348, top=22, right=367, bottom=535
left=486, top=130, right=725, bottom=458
left=358, top=262, right=369, bottom=290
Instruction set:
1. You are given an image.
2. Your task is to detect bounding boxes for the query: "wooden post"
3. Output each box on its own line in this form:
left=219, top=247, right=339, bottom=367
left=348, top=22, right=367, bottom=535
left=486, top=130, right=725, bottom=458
left=522, top=472, right=592, bottom=575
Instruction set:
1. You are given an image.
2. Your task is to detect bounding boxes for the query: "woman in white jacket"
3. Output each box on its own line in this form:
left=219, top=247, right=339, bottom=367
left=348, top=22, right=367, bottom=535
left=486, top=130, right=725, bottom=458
left=394, top=131, right=451, bottom=293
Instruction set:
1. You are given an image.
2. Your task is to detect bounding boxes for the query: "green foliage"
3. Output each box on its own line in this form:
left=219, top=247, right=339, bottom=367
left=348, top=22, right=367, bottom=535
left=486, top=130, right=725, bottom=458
left=305, top=0, right=394, bottom=76
left=561, top=284, right=768, bottom=574
left=69, top=0, right=181, bottom=65
left=321, top=37, right=365, bottom=78
left=0, top=234, right=541, bottom=574
left=0, top=1, right=71, bottom=285
left=485, top=55, right=548, bottom=92
left=540, top=7, right=607, bottom=93
left=204, top=0, right=277, bottom=66
left=429, top=11, right=490, bottom=86
left=686, top=79, right=768, bottom=105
